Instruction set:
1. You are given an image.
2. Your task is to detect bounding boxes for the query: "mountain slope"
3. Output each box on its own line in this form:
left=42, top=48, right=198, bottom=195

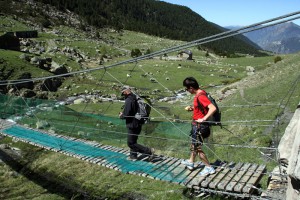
left=211, top=22, right=262, bottom=50
left=243, top=22, right=300, bottom=54
left=25, top=0, right=264, bottom=56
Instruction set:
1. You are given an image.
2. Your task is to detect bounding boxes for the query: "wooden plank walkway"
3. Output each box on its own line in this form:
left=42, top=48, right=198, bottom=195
left=0, top=119, right=266, bottom=196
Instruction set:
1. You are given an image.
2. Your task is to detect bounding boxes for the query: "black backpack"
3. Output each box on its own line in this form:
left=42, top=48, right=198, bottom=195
left=135, top=96, right=151, bottom=124
left=197, top=92, right=221, bottom=126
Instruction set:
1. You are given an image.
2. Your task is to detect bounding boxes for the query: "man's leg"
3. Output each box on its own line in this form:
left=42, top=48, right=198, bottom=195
left=190, top=124, right=201, bottom=163
left=197, top=148, right=210, bottom=166
left=135, top=126, right=152, bottom=155
left=181, top=125, right=198, bottom=170
left=127, top=128, right=139, bottom=158
left=197, top=145, right=215, bottom=175
left=128, top=126, right=152, bottom=156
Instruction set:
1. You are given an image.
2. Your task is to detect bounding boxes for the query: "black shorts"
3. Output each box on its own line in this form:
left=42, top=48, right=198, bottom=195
left=190, top=122, right=210, bottom=150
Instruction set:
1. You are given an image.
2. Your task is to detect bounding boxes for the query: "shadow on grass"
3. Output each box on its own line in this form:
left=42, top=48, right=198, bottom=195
left=0, top=148, right=102, bottom=200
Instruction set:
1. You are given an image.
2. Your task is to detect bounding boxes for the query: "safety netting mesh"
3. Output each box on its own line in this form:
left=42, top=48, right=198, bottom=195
left=0, top=93, right=277, bottom=166
left=0, top=94, right=190, bottom=154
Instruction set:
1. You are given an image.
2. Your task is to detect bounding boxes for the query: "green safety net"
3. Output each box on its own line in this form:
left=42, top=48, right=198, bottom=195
left=2, top=125, right=189, bottom=183
left=0, top=94, right=191, bottom=153
left=0, top=94, right=56, bottom=119
left=0, top=93, right=273, bottom=165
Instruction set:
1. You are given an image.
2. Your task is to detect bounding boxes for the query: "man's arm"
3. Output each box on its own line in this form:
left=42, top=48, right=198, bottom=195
left=195, top=103, right=216, bottom=123
left=120, top=99, right=133, bottom=119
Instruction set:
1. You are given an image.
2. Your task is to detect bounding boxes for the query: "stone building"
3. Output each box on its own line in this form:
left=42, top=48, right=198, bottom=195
left=0, top=33, right=20, bottom=51
left=14, top=30, right=38, bottom=38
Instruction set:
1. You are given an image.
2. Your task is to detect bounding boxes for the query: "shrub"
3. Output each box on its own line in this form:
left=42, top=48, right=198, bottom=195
left=274, top=56, right=282, bottom=63
left=41, top=18, right=51, bottom=28
left=145, top=48, right=151, bottom=55
left=131, top=48, right=142, bottom=57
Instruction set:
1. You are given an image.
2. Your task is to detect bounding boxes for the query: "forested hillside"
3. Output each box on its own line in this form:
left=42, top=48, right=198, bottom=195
left=21, top=0, right=265, bottom=56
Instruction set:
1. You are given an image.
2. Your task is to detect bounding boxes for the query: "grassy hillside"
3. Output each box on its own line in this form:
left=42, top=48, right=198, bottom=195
left=1, top=0, right=266, bottom=56
left=0, top=11, right=300, bottom=200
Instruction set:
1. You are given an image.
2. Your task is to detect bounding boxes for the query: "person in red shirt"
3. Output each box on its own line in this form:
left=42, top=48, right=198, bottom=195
left=181, top=77, right=216, bottom=176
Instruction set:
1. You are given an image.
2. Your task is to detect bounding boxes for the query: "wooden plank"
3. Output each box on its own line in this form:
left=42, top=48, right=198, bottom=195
left=0, top=119, right=15, bottom=126
left=139, top=155, right=151, bottom=162
left=234, top=164, right=258, bottom=192
left=146, top=157, right=177, bottom=179
left=91, top=146, right=113, bottom=164
left=95, top=146, right=116, bottom=166
left=107, top=146, right=121, bottom=153
left=97, top=146, right=118, bottom=167
left=180, top=167, right=202, bottom=187
left=153, top=158, right=180, bottom=180
left=86, top=155, right=100, bottom=162
left=98, top=159, right=110, bottom=167
left=124, top=156, right=168, bottom=175
left=226, top=163, right=251, bottom=191
left=112, top=149, right=130, bottom=171
left=129, top=161, right=155, bottom=176
left=140, top=156, right=168, bottom=177
left=130, top=155, right=165, bottom=176
left=242, top=164, right=266, bottom=194
left=188, top=163, right=221, bottom=189
left=217, top=162, right=243, bottom=190
left=209, top=163, right=233, bottom=189
left=95, top=157, right=106, bottom=164
left=127, top=160, right=154, bottom=176
left=167, top=164, right=192, bottom=184
left=200, top=163, right=228, bottom=188
left=88, top=158, right=99, bottom=164
left=100, top=145, right=113, bottom=151
left=0, top=120, right=14, bottom=130
left=155, top=159, right=183, bottom=181
left=98, top=147, right=129, bottom=173
left=104, top=146, right=124, bottom=168
left=86, top=141, right=101, bottom=147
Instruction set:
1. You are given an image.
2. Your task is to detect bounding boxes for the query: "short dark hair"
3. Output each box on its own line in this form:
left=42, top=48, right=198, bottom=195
left=183, top=77, right=199, bottom=89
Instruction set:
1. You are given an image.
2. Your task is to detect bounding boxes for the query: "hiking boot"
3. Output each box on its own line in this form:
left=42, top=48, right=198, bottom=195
left=199, top=166, right=215, bottom=176
left=181, top=159, right=194, bottom=170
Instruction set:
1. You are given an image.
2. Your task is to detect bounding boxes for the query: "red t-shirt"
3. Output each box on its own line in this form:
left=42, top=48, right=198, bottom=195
left=193, top=91, right=211, bottom=120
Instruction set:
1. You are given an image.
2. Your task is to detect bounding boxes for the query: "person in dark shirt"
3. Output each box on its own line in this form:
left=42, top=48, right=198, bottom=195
left=119, top=86, right=154, bottom=160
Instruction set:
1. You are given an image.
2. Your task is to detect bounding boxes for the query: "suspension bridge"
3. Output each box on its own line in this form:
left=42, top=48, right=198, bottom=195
left=1, top=11, right=300, bottom=199
left=0, top=119, right=266, bottom=199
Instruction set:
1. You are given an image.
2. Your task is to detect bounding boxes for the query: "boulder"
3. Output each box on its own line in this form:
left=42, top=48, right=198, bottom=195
left=74, top=98, right=85, bottom=104
left=30, top=56, right=39, bottom=64
left=36, top=120, right=50, bottom=129
left=20, top=89, right=36, bottom=98
left=19, top=53, right=31, bottom=62
left=50, top=61, right=68, bottom=75
left=278, top=102, right=300, bottom=200
left=246, top=66, right=255, bottom=72
left=14, top=72, right=34, bottom=90
left=40, top=78, right=62, bottom=92
left=35, top=91, right=49, bottom=99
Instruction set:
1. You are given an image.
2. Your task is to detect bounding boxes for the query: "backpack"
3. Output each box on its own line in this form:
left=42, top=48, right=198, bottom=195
left=134, top=96, right=151, bottom=124
left=197, top=92, right=221, bottom=126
